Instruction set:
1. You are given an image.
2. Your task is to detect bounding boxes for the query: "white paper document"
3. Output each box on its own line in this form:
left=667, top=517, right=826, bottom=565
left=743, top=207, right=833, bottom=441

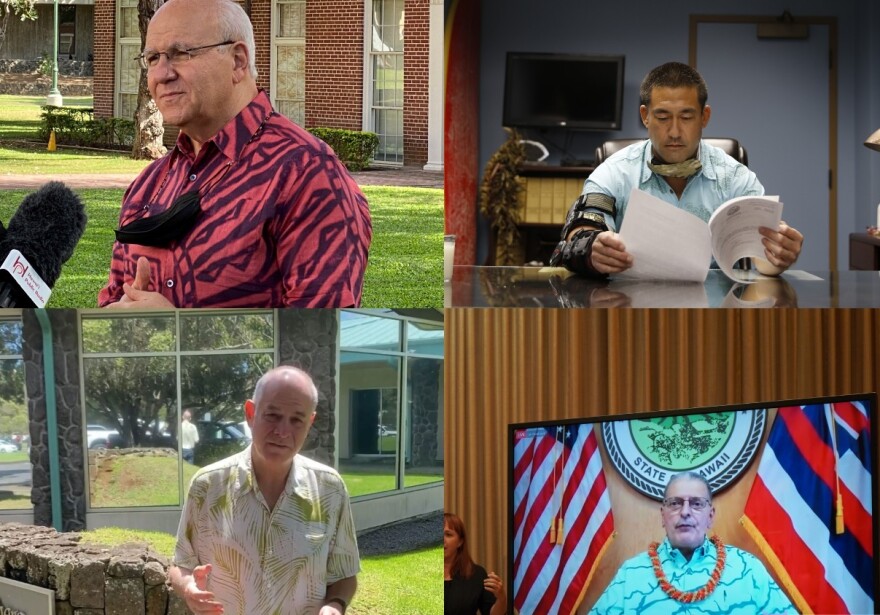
left=616, top=188, right=782, bottom=283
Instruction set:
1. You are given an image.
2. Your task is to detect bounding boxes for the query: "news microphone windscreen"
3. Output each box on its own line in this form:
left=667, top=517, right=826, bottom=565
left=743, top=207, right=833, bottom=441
left=3, top=181, right=87, bottom=286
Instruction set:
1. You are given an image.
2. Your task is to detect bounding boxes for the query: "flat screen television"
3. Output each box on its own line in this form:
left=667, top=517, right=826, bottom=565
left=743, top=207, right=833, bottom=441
left=502, top=52, right=625, bottom=130
left=508, top=393, right=878, bottom=615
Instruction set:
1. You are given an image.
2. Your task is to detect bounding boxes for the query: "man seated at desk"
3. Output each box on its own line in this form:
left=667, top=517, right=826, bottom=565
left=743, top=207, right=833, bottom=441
left=550, top=61, right=804, bottom=277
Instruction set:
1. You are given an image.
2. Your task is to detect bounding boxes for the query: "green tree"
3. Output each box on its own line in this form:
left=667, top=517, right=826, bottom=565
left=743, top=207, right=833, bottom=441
left=0, top=0, right=38, bottom=55
left=0, top=398, right=28, bottom=438
left=82, top=318, right=176, bottom=447
left=81, top=314, right=276, bottom=448
left=179, top=313, right=275, bottom=423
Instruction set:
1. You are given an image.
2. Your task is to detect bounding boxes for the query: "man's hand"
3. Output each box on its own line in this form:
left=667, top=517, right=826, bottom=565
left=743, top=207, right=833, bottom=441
left=590, top=231, right=634, bottom=274
left=588, top=287, right=633, bottom=308
left=181, top=564, right=224, bottom=614
left=759, top=221, right=803, bottom=272
left=105, top=256, right=174, bottom=308
left=318, top=604, right=345, bottom=615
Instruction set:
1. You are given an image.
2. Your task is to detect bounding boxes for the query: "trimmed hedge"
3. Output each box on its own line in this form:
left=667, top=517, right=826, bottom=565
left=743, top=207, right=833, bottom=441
left=36, top=108, right=378, bottom=165
left=39, top=105, right=135, bottom=150
left=308, top=127, right=379, bottom=172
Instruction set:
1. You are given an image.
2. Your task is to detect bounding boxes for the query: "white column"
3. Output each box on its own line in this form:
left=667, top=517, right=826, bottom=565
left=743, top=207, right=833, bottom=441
left=423, top=0, right=444, bottom=172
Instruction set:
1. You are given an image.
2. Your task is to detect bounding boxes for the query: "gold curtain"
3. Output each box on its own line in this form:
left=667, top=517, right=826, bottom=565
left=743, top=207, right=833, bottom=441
left=444, top=308, right=880, bottom=611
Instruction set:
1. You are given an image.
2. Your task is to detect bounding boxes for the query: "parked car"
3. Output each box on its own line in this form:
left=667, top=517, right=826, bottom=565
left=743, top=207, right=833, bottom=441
left=197, top=420, right=250, bottom=444
left=138, top=418, right=175, bottom=448
left=86, top=424, right=120, bottom=449
left=0, top=440, right=17, bottom=453
left=194, top=420, right=251, bottom=466
left=378, top=425, right=398, bottom=437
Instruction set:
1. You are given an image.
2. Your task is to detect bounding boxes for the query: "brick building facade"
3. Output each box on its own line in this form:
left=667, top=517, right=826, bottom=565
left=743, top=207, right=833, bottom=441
left=304, top=0, right=365, bottom=131
left=402, top=0, right=429, bottom=166
left=90, top=0, right=442, bottom=168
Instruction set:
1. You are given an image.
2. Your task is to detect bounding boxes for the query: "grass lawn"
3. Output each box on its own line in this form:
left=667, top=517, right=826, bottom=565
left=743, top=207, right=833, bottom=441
left=0, top=451, right=29, bottom=463
left=92, top=453, right=442, bottom=504
left=349, top=546, right=442, bottom=614
left=0, top=451, right=32, bottom=509
left=0, top=94, right=92, bottom=142
left=0, top=141, right=151, bottom=175
left=81, top=525, right=178, bottom=556
left=0, top=185, right=441, bottom=308
left=0, top=95, right=149, bottom=175
left=91, top=455, right=200, bottom=508
left=361, top=186, right=442, bottom=307
left=81, top=527, right=441, bottom=615
left=0, top=93, right=443, bottom=307
left=0, top=492, right=32, bottom=510
left=341, top=467, right=443, bottom=498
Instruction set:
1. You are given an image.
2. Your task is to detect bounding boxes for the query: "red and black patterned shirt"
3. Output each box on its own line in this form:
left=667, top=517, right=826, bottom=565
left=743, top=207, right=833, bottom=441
left=98, top=91, right=371, bottom=307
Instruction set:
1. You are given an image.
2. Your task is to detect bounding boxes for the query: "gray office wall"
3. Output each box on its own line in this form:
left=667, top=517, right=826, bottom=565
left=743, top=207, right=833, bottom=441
left=476, top=0, right=880, bottom=270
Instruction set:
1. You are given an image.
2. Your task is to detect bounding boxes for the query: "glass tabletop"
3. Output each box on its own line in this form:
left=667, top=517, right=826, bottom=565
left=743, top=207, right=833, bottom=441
left=446, top=267, right=880, bottom=308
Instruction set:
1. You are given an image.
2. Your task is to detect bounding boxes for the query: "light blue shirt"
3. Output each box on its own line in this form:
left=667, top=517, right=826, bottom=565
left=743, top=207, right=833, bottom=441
left=589, top=537, right=796, bottom=615
left=585, top=140, right=764, bottom=232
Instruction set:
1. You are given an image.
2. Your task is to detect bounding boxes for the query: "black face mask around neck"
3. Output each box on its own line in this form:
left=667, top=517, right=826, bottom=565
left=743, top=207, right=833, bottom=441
left=114, top=190, right=201, bottom=247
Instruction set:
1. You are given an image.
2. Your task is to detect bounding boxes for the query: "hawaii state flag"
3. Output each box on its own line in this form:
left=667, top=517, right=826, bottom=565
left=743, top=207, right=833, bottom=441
left=513, top=424, right=615, bottom=615
left=740, top=402, right=873, bottom=614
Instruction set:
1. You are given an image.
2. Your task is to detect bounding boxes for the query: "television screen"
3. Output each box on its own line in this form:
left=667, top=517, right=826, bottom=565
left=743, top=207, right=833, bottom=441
left=502, top=53, right=625, bottom=130
left=509, top=394, right=878, bottom=615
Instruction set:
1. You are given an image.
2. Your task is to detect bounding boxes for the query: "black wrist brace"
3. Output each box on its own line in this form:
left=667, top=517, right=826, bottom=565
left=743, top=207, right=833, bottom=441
left=549, top=228, right=607, bottom=277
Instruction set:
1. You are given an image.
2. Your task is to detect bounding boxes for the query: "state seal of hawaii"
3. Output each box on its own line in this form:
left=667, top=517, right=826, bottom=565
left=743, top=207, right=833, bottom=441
left=602, top=410, right=766, bottom=499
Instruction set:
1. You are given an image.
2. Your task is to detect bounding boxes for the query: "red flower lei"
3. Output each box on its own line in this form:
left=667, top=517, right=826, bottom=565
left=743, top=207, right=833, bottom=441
left=648, top=534, right=726, bottom=604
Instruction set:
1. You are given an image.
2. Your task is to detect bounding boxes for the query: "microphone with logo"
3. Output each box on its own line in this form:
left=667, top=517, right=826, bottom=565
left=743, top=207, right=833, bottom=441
left=0, top=182, right=87, bottom=307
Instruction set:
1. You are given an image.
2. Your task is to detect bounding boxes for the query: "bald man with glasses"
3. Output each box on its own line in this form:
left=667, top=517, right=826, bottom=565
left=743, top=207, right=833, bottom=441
left=99, top=0, right=371, bottom=309
left=590, top=472, right=795, bottom=615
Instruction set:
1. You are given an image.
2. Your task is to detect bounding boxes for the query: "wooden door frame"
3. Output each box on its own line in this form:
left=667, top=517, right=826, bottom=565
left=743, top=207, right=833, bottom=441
left=689, top=14, right=838, bottom=271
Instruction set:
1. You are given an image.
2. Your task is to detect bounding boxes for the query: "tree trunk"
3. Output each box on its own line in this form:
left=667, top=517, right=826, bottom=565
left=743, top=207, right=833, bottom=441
left=131, top=0, right=166, bottom=160
left=0, top=7, right=10, bottom=56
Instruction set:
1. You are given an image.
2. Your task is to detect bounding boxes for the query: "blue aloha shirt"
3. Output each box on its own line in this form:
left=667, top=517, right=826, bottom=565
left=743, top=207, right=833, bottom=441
left=585, top=140, right=765, bottom=230
left=589, top=537, right=797, bottom=615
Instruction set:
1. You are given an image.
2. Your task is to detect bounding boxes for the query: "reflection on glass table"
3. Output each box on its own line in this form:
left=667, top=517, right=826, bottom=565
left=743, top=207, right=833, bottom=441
left=447, top=266, right=880, bottom=308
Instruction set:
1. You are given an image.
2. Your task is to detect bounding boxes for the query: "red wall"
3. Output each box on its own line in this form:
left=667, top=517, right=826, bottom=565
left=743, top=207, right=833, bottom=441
left=444, top=0, right=480, bottom=264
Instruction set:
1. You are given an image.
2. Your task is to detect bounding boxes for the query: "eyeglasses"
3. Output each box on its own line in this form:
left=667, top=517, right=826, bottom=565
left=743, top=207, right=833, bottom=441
left=662, top=497, right=711, bottom=512
left=136, top=40, right=235, bottom=70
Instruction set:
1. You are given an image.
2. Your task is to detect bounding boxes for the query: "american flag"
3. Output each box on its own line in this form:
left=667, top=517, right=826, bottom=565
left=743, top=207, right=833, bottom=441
left=513, top=424, right=615, bottom=615
left=741, top=402, right=874, bottom=614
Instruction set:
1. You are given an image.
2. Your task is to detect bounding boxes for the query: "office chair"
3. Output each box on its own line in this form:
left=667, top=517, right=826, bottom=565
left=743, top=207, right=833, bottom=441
left=594, top=138, right=748, bottom=167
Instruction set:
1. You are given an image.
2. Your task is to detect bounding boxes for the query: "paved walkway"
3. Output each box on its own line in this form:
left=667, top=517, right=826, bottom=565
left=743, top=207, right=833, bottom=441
left=0, top=165, right=443, bottom=190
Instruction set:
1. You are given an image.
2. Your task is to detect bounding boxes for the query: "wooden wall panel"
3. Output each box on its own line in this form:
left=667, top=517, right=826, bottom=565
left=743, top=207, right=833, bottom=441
left=445, top=308, right=880, bottom=613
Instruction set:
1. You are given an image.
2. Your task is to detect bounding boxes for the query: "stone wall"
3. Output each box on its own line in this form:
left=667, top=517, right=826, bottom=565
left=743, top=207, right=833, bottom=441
left=0, top=60, right=94, bottom=96
left=409, top=358, right=440, bottom=466
left=0, top=60, right=94, bottom=76
left=278, top=310, right=339, bottom=467
left=0, top=523, right=186, bottom=615
left=22, top=311, right=87, bottom=532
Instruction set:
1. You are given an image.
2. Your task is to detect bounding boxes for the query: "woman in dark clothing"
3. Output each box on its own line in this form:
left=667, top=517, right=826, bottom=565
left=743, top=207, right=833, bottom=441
left=444, top=513, right=507, bottom=615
